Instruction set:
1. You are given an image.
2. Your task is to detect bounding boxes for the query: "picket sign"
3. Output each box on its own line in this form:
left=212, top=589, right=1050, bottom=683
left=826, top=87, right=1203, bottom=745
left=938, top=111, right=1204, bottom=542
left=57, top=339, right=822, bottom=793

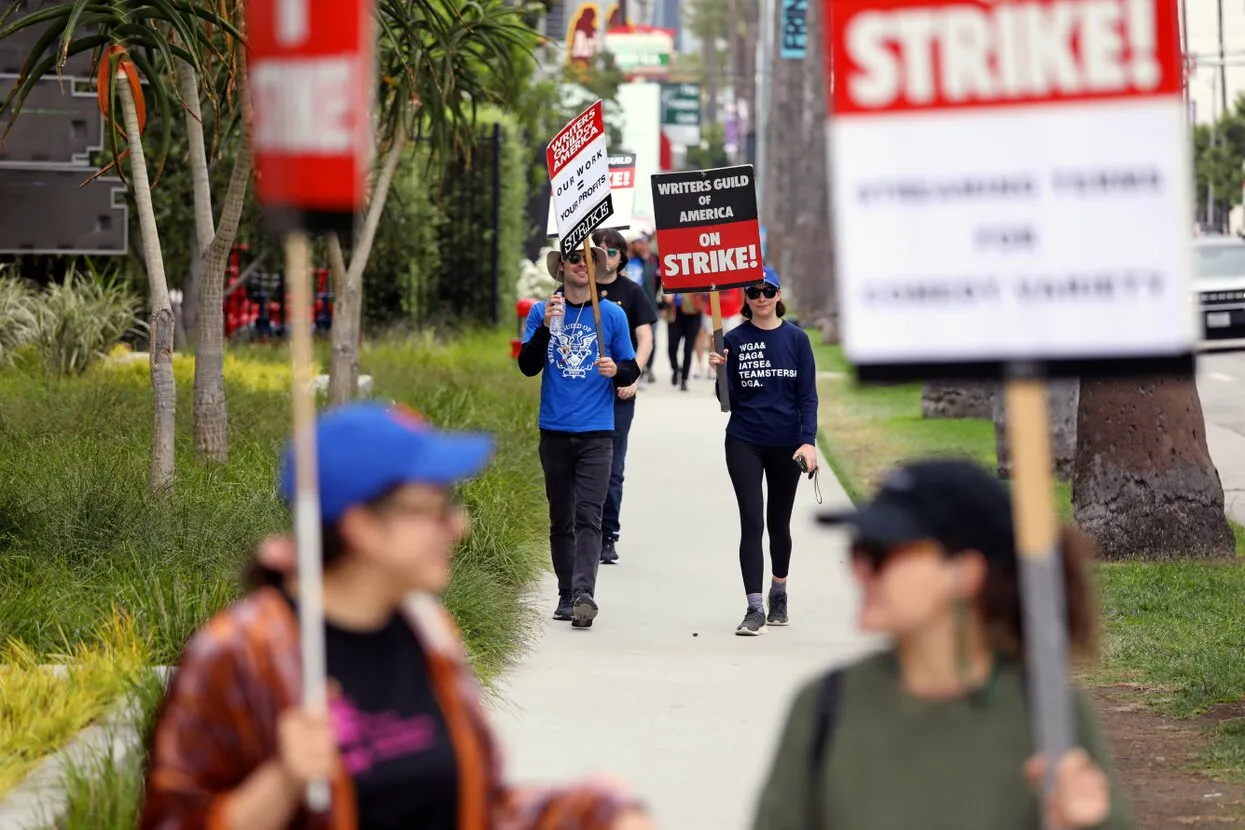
left=652, top=164, right=764, bottom=412
left=546, top=151, right=638, bottom=237
left=547, top=100, right=615, bottom=354
left=247, top=0, right=376, bottom=813
left=824, top=0, right=1195, bottom=823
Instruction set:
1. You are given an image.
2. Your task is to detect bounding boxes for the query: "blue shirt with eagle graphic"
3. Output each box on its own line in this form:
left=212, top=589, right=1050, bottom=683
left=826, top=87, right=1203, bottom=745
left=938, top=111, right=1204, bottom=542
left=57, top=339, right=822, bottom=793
left=522, top=297, right=635, bottom=433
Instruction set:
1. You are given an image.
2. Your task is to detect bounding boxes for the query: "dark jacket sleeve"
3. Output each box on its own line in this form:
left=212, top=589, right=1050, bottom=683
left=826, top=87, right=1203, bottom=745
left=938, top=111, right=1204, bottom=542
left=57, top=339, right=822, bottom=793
left=613, top=358, right=641, bottom=388
left=518, top=324, right=550, bottom=377
left=796, top=331, right=819, bottom=446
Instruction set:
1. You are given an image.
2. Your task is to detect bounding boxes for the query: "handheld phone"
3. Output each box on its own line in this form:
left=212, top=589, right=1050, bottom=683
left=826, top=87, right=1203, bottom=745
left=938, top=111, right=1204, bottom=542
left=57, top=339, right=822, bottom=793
left=795, top=455, right=809, bottom=474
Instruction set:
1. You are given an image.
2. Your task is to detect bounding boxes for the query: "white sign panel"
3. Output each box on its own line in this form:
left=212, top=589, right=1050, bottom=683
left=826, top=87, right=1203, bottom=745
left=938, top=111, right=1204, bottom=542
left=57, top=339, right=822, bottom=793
left=546, top=99, right=613, bottom=256
left=826, top=0, right=1196, bottom=380
left=547, top=151, right=636, bottom=237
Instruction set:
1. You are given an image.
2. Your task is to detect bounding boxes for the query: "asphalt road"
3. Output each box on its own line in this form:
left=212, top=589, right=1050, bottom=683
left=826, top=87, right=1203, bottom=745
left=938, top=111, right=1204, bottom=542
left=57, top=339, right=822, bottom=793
left=1197, top=350, right=1245, bottom=524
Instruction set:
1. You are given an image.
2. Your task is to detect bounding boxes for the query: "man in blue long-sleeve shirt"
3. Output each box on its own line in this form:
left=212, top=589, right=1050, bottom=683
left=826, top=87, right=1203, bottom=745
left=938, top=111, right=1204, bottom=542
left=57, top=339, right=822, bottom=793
left=518, top=241, right=640, bottom=629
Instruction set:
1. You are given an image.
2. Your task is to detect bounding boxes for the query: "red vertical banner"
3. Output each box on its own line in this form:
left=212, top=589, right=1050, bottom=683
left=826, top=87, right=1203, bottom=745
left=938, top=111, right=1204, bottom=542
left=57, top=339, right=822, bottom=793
left=247, top=0, right=376, bottom=235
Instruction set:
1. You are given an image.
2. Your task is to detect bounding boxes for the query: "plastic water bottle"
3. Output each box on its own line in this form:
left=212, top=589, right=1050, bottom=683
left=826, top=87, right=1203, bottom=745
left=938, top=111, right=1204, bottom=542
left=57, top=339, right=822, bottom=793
left=548, top=296, right=564, bottom=337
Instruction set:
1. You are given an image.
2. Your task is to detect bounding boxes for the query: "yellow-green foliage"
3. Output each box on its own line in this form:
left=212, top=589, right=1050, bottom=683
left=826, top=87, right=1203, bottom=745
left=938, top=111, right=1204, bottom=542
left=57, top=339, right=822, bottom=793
left=95, top=351, right=320, bottom=394
left=0, top=611, right=151, bottom=797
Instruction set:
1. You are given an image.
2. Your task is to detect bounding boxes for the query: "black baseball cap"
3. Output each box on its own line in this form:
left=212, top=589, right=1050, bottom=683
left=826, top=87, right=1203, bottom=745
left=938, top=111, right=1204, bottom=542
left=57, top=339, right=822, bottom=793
left=817, top=458, right=1017, bottom=567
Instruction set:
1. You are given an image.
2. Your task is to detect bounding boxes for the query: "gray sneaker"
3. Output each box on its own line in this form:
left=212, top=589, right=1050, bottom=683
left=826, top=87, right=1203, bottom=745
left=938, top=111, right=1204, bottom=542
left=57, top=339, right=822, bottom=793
left=767, top=590, right=789, bottom=626
left=735, top=607, right=767, bottom=636
left=572, top=593, right=598, bottom=629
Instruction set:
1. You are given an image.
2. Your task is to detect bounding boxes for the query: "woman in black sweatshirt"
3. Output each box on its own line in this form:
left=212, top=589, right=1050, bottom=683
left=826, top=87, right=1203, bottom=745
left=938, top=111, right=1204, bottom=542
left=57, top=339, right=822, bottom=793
left=709, top=268, right=820, bottom=636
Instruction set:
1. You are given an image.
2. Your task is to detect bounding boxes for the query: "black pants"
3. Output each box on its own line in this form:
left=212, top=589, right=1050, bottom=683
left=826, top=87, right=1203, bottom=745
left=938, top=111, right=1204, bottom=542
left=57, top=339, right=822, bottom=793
left=602, top=398, right=635, bottom=542
left=724, top=434, right=802, bottom=595
left=539, top=431, right=613, bottom=598
left=667, top=311, right=701, bottom=381
left=645, top=323, right=657, bottom=372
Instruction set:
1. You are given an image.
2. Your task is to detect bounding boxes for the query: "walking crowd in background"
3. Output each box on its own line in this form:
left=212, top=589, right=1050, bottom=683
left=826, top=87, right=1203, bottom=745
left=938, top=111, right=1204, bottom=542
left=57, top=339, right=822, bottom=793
left=137, top=227, right=1138, bottom=829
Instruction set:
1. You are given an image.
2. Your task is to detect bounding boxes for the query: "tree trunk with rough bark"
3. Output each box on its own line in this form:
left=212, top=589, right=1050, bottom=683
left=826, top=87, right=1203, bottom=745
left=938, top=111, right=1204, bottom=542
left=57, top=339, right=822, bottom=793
left=185, top=60, right=254, bottom=464
left=193, top=130, right=253, bottom=463
left=992, top=378, right=1079, bottom=480
left=1072, top=376, right=1233, bottom=559
left=178, top=60, right=214, bottom=353
left=327, top=135, right=406, bottom=405
left=922, top=381, right=994, bottom=419
left=118, top=75, right=175, bottom=491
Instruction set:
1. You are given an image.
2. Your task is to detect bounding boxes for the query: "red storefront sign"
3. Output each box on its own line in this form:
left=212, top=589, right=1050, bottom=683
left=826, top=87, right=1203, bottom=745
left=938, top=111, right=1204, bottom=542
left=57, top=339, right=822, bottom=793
left=247, top=0, right=375, bottom=231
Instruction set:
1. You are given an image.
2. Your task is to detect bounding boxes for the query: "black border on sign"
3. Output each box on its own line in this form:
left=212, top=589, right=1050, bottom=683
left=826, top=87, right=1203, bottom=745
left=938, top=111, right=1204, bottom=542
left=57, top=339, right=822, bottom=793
left=262, top=206, right=356, bottom=238
left=851, top=353, right=1197, bottom=384
left=659, top=274, right=760, bottom=294
left=559, top=193, right=615, bottom=256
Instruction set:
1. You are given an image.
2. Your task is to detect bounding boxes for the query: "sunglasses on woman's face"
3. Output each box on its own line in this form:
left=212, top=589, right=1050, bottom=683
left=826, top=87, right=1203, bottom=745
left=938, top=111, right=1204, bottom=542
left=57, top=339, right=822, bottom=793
left=745, top=284, right=778, bottom=300
left=563, top=252, right=586, bottom=265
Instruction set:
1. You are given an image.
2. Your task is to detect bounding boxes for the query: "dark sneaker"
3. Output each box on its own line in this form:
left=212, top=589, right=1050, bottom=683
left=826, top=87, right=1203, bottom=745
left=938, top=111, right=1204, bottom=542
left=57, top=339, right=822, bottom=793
left=735, top=607, right=767, bottom=636
left=572, top=593, right=599, bottom=629
left=767, top=590, right=789, bottom=626
left=553, top=591, right=573, bottom=622
left=600, top=538, right=619, bottom=565
left=679, top=378, right=688, bottom=392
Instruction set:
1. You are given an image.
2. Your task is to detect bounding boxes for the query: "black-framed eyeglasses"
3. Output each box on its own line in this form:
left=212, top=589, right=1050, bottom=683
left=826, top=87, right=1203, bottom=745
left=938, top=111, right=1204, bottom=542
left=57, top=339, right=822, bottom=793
left=563, top=252, right=586, bottom=265
left=745, top=284, right=778, bottom=300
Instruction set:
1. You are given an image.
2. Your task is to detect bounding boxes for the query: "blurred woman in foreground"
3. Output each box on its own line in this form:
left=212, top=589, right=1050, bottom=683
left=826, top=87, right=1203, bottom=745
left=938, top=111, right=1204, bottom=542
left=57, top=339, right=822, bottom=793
left=141, top=402, right=650, bottom=830
left=751, top=458, right=1134, bottom=830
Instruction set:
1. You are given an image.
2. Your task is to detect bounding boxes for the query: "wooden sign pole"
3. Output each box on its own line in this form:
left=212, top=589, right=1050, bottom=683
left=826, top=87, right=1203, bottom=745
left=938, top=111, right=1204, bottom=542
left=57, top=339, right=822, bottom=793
left=286, top=230, right=332, bottom=813
left=1003, top=364, right=1073, bottom=830
left=709, top=289, right=730, bottom=412
left=584, top=237, right=607, bottom=357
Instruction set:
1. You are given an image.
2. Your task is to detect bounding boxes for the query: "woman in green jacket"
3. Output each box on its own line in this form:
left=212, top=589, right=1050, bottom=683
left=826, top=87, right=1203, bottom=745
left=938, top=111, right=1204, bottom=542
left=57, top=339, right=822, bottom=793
left=752, top=458, right=1134, bottom=830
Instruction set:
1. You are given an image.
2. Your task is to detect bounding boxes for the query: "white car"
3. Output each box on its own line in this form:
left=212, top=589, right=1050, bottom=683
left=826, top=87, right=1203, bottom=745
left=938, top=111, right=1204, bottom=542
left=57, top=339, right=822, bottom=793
left=1195, top=236, right=1245, bottom=351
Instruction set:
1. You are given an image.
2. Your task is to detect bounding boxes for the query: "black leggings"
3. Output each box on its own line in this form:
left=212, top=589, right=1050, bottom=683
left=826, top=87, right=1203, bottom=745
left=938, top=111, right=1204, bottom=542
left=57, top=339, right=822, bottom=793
left=725, top=434, right=802, bottom=595
left=667, top=311, right=701, bottom=381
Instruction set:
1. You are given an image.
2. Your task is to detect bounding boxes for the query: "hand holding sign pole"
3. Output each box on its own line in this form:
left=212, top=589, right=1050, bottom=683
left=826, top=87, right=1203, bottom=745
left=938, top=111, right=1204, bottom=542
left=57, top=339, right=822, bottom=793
left=652, top=164, right=764, bottom=413
left=248, top=0, right=375, bottom=813
left=824, top=0, right=1194, bottom=824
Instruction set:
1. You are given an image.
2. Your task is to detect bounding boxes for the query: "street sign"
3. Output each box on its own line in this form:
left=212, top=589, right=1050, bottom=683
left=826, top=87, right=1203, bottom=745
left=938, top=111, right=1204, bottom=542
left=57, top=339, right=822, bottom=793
left=547, top=151, right=636, bottom=236
left=780, top=0, right=809, bottom=59
left=652, top=165, right=763, bottom=293
left=661, top=82, right=701, bottom=145
left=825, top=0, right=1195, bottom=382
left=247, top=0, right=375, bottom=236
left=546, top=100, right=614, bottom=256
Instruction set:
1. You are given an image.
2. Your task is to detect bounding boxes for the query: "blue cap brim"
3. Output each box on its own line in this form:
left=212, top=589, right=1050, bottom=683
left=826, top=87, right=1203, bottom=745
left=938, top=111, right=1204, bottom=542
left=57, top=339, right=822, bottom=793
left=402, top=430, right=495, bottom=485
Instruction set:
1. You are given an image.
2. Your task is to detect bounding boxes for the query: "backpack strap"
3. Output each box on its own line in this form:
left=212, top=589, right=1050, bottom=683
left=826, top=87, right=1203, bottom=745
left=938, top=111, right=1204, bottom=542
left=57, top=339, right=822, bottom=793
left=807, top=669, right=845, bottom=830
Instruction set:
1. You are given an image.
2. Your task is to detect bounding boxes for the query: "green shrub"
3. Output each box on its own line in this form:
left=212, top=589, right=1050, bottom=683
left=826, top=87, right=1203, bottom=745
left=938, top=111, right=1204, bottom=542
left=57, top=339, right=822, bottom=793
left=31, top=272, right=142, bottom=376
left=0, top=276, right=37, bottom=368
left=0, top=329, right=544, bottom=681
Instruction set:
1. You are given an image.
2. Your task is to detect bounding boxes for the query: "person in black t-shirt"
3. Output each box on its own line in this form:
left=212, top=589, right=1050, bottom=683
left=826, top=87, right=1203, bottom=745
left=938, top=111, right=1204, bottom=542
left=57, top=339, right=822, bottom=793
left=142, top=402, right=653, bottom=830
left=592, top=227, right=658, bottom=565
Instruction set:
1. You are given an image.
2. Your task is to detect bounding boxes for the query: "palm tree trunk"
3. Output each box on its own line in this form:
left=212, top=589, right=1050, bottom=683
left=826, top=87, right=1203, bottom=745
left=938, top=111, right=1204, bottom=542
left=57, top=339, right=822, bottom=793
left=117, top=74, right=175, bottom=491
left=191, top=62, right=253, bottom=463
left=193, top=126, right=253, bottom=463
left=1072, top=376, right=1233, bottom=559
left=327, top=133, right=406, bottom=405
left=178, top=60, right=214, bottom=352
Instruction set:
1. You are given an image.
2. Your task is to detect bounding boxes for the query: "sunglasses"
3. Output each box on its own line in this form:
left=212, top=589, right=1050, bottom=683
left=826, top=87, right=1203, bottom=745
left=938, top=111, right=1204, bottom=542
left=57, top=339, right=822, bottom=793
left=562, top=252, right=586, bottom=265
left=606, top=247, right=622, bottom=257
left=745, top=284, right=778, bottom=300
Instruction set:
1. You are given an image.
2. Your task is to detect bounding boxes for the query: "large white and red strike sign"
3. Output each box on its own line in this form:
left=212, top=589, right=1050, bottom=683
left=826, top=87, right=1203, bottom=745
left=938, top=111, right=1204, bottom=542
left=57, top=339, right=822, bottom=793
left=248, top=0, right=375, bottom=233
left=827, top=0, right=1196, bottom=380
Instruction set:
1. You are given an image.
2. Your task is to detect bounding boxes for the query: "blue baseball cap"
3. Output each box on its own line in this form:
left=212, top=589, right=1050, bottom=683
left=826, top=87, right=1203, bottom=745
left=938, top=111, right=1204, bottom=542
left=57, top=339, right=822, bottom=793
left=278, top=402, right=495, bottom=524
left=762, top=267, right=781, bottom=290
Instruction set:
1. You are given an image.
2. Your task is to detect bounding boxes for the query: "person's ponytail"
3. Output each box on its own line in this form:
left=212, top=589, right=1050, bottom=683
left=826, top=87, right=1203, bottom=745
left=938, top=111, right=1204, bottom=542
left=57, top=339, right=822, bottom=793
left=980, top=525, right=1100, bottom=663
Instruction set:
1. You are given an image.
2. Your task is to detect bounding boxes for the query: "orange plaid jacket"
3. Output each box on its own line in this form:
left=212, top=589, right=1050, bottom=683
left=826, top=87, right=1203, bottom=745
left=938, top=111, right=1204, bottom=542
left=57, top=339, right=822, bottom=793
left=140, top=587, right=639, bottom=830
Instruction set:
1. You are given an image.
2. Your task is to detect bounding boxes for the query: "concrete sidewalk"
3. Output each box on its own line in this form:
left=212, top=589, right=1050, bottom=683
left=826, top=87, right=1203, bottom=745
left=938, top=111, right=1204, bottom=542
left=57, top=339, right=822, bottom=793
left=489, top=333, right=879, bottom=829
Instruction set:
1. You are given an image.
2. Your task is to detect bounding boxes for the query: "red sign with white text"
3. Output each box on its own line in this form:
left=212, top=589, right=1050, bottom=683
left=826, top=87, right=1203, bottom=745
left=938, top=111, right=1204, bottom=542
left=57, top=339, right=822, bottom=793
left=827, top=0, right=1182, bottom=116
left=247, top=0, right=375, bottom=227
